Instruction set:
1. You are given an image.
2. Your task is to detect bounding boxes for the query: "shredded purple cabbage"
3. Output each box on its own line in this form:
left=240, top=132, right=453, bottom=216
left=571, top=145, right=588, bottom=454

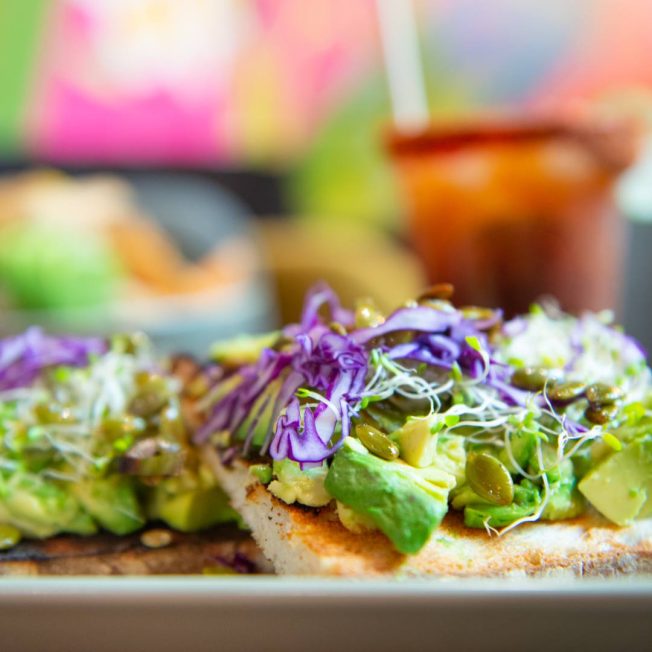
left=352, top=306, right=460, bottom=344
left=195, top=283, right=368, bottom=464
left=378, top=309, right=526, bottom=405
left=0, top=327, right=107, bottom=391
left=197, top=284, right=515, bottom=465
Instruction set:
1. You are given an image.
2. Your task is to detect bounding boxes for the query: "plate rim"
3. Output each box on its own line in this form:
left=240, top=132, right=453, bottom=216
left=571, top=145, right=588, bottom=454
left=1, top=575, right=651, bottom=605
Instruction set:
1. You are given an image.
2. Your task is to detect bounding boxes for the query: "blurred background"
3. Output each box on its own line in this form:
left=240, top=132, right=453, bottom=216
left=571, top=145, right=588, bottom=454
left=0, top=0, right=651, bottom=354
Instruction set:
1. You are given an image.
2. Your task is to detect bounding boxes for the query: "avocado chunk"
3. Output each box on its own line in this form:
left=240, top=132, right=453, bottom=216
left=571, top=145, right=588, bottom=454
left=541, top=480, right=585, bottom=521
left=75, top=476, right=145, bottom=535
left=268, top=459, right=331, bottom=507
left=578, top=437, right=652, bottom=525
left=450, top=483, right=484, bottom=510
left=540, top=458, right=585, bottom=521
left=325, top=441, right=451, bottom=554
left=336, top=500, right=377, bottom=533
left=394, top=417, right=466, bottom=479
left=431, top=435, right=467, bottom=483
left=528, top=444, right=572, bottom=484
left=149, top=486, right=237, bottom=532
left=63, top=510, right=98, bottom=536
left=211, top=332, right=280, bottom=367
left=463, top=482, right=541, bottom=529
left=249, top=464, right=272, bottom=485
left=499, top=430, right=536, bottom=473
left=0, top=474, right=95, bottom=538
left=395, top=415, right=438, bottom=467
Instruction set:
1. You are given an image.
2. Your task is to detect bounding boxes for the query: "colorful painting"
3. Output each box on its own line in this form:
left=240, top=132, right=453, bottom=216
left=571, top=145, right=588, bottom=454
left=0, top=0, right=651, bottom=167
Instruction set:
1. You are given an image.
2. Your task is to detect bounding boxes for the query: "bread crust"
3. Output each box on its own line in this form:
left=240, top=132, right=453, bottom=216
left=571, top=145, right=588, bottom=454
left=204, top=449, right=652, bottom=577
left=0, top=525, right=266, bottom=576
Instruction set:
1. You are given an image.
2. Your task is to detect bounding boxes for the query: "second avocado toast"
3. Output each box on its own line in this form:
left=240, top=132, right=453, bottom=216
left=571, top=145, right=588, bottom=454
left=195, top=284, right=652, bottom=576
left=0, top=329, right=262, bottom=574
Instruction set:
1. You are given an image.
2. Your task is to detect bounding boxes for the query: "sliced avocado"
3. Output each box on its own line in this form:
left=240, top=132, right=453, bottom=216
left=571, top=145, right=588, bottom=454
left=325, top=441, right=451, bottom=554
left=75, top=476, right=145, bottom=535
left=463, top=483, right=541, bottom=529
left=211, top=332, right=280, bottom=367
left=394, top=415, right=438, bottom=467
left=578, top=436, right=652, bottom=525
left=149, top=486, right=237, bottom=532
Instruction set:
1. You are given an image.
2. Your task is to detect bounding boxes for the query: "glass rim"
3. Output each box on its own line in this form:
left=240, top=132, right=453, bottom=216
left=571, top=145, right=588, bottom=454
left=384, top=115, right=639, bottom=171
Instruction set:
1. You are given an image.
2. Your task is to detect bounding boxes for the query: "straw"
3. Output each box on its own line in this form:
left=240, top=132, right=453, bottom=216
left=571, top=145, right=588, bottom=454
left=375, top=0, right=429, bottom=130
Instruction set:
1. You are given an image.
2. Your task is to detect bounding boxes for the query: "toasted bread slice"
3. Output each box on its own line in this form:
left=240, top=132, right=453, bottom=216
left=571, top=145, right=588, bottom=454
left=204, top=449, right=652, bottom=577
left=0, top=525, right=267, bottom=576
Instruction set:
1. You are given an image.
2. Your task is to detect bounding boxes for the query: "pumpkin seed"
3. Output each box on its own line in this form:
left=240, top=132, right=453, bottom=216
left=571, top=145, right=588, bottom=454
left=160, top=404, right=186, bottom=440
left=129, top=377, right=169, bottom=417
left=585, top=403, right=619, bottom=425
left=140, top=529, right=173, bottom=549
left=466, top=453, right=514, bottom=506
left=547, top=382, right=587, bottom=404
left=354, top=298, right=385, bottom=328
left=185, top=374, right=211, bottom=399
left=355, top=423, right=399, bottom=461
left=418, top=283, right=455, bottom=302
left=34, top=402, right=75, bottom=425
left=460, top=306, right=497, bottom=322
left=511, top=367, right=562, bottom=392
left=419, top=298, right=457, bottom=313
left=586, top=383, right=624, bottom=406
left=102, top=414, right=146, bottom=440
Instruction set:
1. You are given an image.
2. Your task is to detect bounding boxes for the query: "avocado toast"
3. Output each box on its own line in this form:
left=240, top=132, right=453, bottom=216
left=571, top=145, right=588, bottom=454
left=0, top=329, right=262, bottom=575
left=196, top=284, right=652, bottom=576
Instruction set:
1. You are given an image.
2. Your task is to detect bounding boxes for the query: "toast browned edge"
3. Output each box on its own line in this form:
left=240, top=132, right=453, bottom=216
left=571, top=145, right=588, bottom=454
left=0, top=525, right=268, bottom=576
left=204, top=448, right=652, bottom=578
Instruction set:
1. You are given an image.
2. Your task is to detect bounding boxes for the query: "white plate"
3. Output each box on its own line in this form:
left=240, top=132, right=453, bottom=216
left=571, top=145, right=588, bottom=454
left=1, top=576, right=650, bottom=652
